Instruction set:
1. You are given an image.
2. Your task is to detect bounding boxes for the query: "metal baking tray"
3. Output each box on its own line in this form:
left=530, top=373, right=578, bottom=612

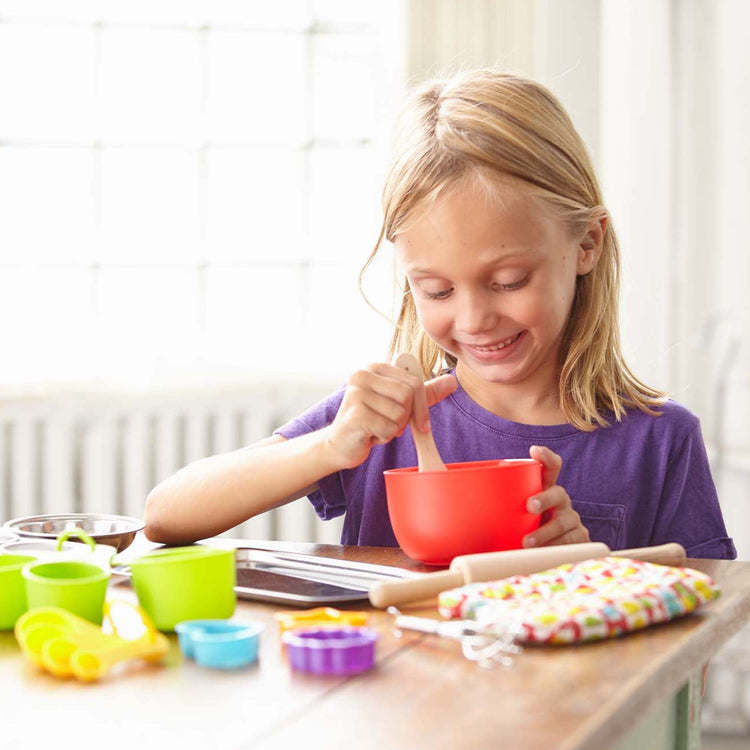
left=233, top=547, right=421, bottom=606
left=113, top=546, right=422, bottom=607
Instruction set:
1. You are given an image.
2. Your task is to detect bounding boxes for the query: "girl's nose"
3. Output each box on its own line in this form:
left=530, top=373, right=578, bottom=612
left=454, top=292, right=497, bottom=335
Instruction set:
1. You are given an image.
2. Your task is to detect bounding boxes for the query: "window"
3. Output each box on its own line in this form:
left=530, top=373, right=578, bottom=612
left=0, top=1, right=406, bottom=384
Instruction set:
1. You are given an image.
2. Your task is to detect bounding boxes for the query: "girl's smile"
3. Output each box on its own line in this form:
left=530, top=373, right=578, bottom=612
left=463, top=330, right=525, bottom=360
left=394, top=177, right=601, bottom=421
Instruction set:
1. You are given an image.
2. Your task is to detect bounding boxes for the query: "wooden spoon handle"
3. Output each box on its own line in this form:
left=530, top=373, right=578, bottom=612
left=394, top=353, right=446, bottom=472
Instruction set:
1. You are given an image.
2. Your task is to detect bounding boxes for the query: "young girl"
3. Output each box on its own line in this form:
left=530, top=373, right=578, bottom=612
left=144, top=69, right=735, bottom=560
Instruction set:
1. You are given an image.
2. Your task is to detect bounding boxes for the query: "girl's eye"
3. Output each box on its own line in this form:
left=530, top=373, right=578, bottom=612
left=494, top=275, right=528, bottom=292
left=423, top=288, right=453, bottom=300
left=420, top=274, right=528, bottom=300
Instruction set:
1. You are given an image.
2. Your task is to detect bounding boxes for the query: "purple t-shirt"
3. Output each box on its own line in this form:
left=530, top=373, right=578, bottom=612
left=275, top=377, right=736, bottom=560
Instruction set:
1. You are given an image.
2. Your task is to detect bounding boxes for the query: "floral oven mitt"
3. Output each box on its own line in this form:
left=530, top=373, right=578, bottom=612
left=437, top=556, right=720, bottom=645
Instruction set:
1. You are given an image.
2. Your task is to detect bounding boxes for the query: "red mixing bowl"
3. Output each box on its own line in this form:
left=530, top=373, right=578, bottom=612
left=384, top=459, right=543, bottom=565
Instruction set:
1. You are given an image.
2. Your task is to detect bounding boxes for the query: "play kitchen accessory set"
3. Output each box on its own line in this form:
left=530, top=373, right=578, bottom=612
left=0, top=375, right=722, bottom=680
left=1, top=517, right=718, bottom=680
left=0, top=518, right=383, bottom=677
left=0, top=520, right=261, bottom=676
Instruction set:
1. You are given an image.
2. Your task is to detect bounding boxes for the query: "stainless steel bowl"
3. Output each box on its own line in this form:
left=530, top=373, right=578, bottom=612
left=3, top=513, right=145, bottom=553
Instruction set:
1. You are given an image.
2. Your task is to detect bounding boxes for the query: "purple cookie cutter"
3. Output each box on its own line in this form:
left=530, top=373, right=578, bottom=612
left=282, top=626, right=378, bottom=675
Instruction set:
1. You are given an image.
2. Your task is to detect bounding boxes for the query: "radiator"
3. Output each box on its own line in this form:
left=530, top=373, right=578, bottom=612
left=0, top=381, right=343, bottom=545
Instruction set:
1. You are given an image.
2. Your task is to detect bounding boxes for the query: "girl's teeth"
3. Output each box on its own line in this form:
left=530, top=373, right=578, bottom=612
left=476, top=334, right=519, bottom=351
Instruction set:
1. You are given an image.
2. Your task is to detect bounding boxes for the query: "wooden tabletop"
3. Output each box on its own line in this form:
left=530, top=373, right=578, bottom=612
left=2, top=539, right=749, bottom=750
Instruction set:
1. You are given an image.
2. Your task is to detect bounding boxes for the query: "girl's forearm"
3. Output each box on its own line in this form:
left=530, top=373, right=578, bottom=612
left=143, top=429, right=340, bottom=546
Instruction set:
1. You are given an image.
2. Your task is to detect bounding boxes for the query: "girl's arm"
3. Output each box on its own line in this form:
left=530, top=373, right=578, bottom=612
left=143, top=430, right=339, bottom=546
left=143, top=363, right=458, bottom=547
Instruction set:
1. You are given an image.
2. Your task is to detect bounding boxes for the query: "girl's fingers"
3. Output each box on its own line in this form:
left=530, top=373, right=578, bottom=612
left=523, top=517, right=585, bottom=547
left=332, top=361, right=442, bottom=465
left=354, top=362, right=453, bottom=434
left=353, top=363, right=433, bottom=432
left=381, top=360, right=431, bottom=432
left=523, top=487, right=587, bottom=547
left=346, top=369, right=413, bottom=428
left=526, top=485, right=569, bottom=515
left=522, top=513, right=571, bottom=547
left=349, top=365, right=413, bottom=405
left=359, top=389, right=409, bottom=428
left=543, top=527, right=591, bottom=546
left=355, top=404, right=400, bottom=444
left=529, top=445, right=563, bottom=489
left=424, top=374, right=458, bottom=407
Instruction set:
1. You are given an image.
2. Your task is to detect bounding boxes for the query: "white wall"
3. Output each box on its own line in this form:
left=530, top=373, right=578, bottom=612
left=599, top=0, right=674, bottom=394
left=407, top=0, right=750, bottom=730
left=599, top=0, right=750, bottom=557
left=407, top=0, right=750, bottom=558
left=711, top=0, right=750, bottom=558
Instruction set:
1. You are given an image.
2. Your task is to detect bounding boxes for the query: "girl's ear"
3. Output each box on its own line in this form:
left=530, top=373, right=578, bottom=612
left=576, top=213, right=607, bottom=275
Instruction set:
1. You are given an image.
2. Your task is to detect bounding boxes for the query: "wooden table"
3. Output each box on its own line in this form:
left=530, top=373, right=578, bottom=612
left=1, top=539, right=749, bottom=750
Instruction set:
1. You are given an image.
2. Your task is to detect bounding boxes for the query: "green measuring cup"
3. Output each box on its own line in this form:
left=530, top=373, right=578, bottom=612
left=0, top=554, right=37, bottom=629
left=23, top=558, right=110, bottom=625
left=129, top=546, right=236, bottom=631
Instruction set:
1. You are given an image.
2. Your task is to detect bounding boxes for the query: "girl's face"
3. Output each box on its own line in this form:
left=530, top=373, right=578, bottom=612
left=394, top=179, right=601, bottom=400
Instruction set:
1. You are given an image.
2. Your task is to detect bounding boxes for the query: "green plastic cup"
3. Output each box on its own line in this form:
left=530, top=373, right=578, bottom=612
left=0, top=554, right=36, bottom=629
left=23, top=560, right=110, bottom=625
left=130, top=546, right=236, bottom=632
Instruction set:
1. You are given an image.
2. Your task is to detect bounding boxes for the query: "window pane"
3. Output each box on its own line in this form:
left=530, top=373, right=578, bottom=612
left=0, top=269, right=95, bottom=382
left=0, top=0, right=311, bottom=27
left=312, top=1, right=380, bottom=28
left=204, top=267, right=304, bottom=374
left=0, top=147, right=96, bottom=264
left=306, top=263, right=393, bottom=376
left=96, top=268, right=199, bottom=375
left=0, top=25, right=96, bottom=141
left=205, top=148, right=305, bottom=263
left=205, top=0, right=309, bottom=27
left=206, top=31, right=307, bottom=145
left=0, top=1, right=98, bottom=21
left=100, top=28, right=202, bottom=144
left=92, top=0, right=203, bottom=25
left=100, top=149, right=200, bottom=265
left=312, top=33, right=378, bottom=140
left=309, top=146, right=381, bottom=263
left=0, top=4, right=406, bottom=383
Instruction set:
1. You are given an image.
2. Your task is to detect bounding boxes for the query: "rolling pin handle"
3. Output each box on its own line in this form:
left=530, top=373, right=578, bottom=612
left=611, top=542, right=686, bottom=567
left=369, top=569, right=463, bottom=609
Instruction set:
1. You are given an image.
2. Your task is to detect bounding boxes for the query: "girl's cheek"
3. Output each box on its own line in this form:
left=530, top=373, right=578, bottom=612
left=512, top=292, right=552, bottom=324
left=416, top=305, right=451, bottom=338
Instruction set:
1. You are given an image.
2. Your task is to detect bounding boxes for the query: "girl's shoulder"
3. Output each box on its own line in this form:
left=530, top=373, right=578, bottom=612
left=274, top=385, right=347, bottom=439
left=627, top=397, right=698, bottom=424
left=615, top=397, right=702, bottom=444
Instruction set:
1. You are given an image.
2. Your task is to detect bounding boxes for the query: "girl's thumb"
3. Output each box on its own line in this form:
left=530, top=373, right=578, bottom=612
left=424, top=374, right=458, bottom=407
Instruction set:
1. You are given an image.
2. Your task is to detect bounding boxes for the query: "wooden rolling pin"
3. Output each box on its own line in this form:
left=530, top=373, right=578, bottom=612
left=368, top=542, right=686, bottom=608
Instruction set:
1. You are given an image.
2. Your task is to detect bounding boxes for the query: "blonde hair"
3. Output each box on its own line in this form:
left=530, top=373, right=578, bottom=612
left=360, top=69, right=665, bottom=430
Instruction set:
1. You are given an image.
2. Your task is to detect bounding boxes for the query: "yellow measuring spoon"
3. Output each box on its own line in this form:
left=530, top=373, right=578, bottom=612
left=15, top=608, right=110, bottom=670
left=15, top=602, right=169, bottom=681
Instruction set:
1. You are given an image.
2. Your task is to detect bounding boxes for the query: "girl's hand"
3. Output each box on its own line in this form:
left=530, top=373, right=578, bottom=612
left=522, top=445, right=590, bottom=547
left=325, top=363, right=457, bottom=470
